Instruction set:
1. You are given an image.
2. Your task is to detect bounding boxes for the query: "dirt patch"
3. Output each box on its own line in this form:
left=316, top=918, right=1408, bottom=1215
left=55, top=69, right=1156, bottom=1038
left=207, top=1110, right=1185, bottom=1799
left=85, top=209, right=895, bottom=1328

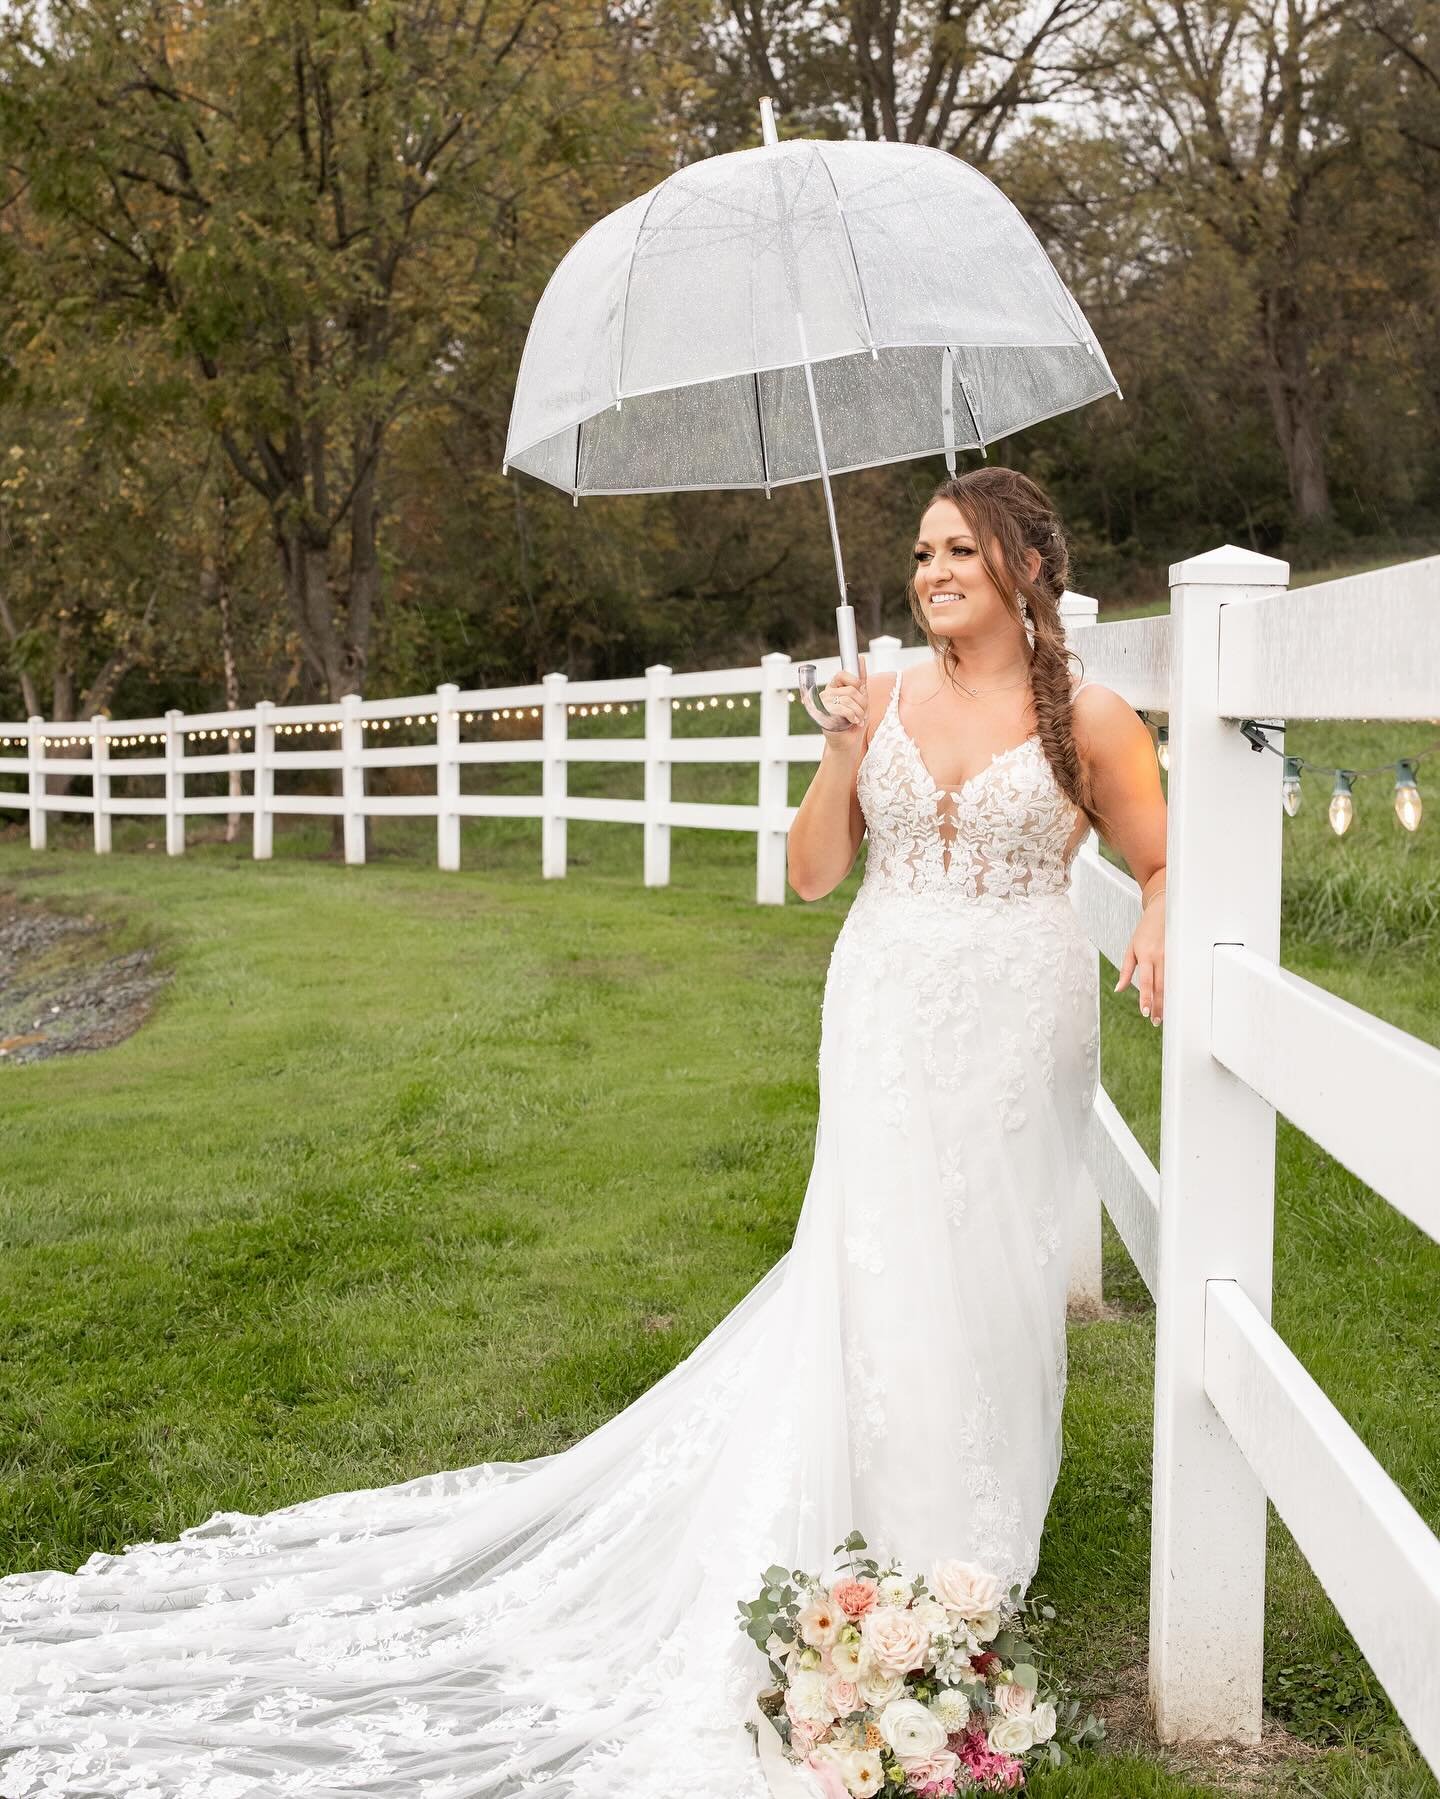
left=0, top=891, right=169, bottom=1063
left=1087, top=1656, right=1328, bottom=1793
left=1066, top=1293, right=1144, bottom=1324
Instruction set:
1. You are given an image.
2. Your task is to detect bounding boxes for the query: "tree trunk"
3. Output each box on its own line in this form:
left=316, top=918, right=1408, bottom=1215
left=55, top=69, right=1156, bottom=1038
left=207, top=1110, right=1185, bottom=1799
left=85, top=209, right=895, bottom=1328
left=1260, top=286, right=1332, bottom=525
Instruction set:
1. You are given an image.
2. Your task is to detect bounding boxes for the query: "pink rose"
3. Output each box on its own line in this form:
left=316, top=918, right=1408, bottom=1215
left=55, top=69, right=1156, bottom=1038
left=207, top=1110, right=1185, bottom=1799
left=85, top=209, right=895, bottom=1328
left=789, top=1717, right=822, bottom=1755
left=860, top=1604, right=931, bottom=1676
left=995, top=1680, right=1034, bottom=1719
left=900, top=1749, right=961, bottom=1792
left=832, top=1578, right=880, bottom=1619
left=821, top=1673, right=862, bottom=1717
left=930, top=1560, right=1005, bottom=1620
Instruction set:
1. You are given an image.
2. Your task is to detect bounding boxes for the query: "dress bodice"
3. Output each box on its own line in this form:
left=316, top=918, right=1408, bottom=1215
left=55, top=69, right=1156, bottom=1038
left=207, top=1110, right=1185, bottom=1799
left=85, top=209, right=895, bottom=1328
left=856, top=663, right=1091, bottom=902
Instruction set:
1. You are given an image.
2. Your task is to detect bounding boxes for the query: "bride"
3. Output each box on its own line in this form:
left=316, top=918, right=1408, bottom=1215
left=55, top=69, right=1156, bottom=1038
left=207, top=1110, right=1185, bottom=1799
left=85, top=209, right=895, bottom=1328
left=0, top=466, right=1167, bottom=1799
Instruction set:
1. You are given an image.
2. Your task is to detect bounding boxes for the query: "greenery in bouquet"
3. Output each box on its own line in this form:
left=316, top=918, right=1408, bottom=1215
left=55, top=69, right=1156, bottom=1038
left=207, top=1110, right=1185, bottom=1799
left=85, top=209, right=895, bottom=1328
left=738, top=1531, right=1105, bottom=1795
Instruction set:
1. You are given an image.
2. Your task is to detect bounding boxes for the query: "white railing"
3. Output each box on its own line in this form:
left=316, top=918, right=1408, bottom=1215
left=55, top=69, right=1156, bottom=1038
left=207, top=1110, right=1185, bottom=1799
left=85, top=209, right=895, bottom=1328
left=3, top=553, right=1438, bottom=1763
left=0, top=594, right=1100, bottom=903
left=1065, top=545, right=1440, bottom=1767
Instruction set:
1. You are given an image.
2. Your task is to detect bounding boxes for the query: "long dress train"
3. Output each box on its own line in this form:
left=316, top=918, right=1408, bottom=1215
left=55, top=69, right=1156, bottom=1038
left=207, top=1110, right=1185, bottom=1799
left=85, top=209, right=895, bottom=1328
left=0, top=658, right=1100, bottom=1799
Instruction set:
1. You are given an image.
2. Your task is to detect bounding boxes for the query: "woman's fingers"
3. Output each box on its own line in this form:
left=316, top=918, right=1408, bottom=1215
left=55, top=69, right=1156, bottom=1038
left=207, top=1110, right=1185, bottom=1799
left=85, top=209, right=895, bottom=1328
left=1114, top=945, right=1136, bottom=993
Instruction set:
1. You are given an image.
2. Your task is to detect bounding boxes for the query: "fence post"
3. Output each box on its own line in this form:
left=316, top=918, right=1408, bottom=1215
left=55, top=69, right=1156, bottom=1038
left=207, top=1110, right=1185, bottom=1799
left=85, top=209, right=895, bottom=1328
left=27, top=715, right=46, bottom=851
left=1148, top=544, right=1289, bottom=1744
left=755, top=653, right=794, bottom=905
left=542, top=671, right=568, bottom=879
left=91, top=715, right=111, bottom=855
left=644, top=664, right=672, bottom=888
left=1060, top=591, right=1104, bottom=1313
left=341, top=692, right=366, bottom=866
left=437, top=683, right=461, bottom=872
left=164, top=708, right=185, bottom=856
left=253, top=701, right=275, bottom=860
left=865, top=633, right=903, bottom=675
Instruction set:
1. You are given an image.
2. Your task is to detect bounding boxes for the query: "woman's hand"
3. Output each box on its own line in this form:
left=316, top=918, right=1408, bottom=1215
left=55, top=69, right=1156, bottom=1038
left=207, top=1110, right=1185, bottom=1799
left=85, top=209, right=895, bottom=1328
left=818, top=657, right=869, bottom=763
left=1115, top=884, right=1165, bottom=1025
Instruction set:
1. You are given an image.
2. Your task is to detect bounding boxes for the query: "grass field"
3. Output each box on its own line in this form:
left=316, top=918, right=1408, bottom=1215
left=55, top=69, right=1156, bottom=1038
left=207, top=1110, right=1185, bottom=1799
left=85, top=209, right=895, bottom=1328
left=1, top=614, right=1438, bottom=1794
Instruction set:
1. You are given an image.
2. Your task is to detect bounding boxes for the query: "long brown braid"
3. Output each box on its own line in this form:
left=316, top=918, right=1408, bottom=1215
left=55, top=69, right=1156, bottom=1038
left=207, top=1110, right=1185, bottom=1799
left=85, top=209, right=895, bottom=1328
left=904, top=466, right=1101, bottom=833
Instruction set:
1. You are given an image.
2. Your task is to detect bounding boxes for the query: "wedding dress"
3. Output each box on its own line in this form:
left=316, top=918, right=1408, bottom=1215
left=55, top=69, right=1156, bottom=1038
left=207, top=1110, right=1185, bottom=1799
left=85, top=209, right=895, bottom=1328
left=0, top=657, right=1100, bottom=1799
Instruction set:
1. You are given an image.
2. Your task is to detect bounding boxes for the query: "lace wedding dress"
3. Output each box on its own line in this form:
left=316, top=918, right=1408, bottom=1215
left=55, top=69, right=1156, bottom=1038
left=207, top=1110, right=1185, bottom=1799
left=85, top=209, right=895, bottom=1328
left=0, top=659, right=1100, bottom=1799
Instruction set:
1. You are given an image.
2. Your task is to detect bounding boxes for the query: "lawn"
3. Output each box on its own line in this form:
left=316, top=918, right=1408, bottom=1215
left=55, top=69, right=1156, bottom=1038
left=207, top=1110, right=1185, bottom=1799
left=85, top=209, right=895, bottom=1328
left=1, top=635, right=1437, bottom=1796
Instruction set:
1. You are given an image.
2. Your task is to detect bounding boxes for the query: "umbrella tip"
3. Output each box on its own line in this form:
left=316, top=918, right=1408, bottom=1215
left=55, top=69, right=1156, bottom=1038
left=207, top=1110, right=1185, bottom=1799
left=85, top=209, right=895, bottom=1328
left=759, top=97, right=779, bottom=147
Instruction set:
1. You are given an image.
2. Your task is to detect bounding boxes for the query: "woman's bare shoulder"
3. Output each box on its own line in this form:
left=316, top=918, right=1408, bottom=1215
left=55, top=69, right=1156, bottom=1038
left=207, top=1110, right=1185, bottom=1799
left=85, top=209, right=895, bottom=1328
left=1069, top=680, right=1153, bottom=762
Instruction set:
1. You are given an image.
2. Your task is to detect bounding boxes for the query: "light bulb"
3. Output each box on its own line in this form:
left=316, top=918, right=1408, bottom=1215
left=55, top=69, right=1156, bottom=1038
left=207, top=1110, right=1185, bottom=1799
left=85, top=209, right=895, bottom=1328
left=1329, top=771, right=1355, bottom=836
left=1394, top=761, right=1422, bottom=832
left=1156, top=725, right=1170, bottom=771
left=1282, top=756, right=1303, bottom=817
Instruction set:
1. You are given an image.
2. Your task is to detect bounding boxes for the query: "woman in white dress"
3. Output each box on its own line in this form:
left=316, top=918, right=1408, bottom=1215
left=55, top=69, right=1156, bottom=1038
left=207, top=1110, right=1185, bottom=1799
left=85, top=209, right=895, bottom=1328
left=0, top=467, right=1167, bottom=1799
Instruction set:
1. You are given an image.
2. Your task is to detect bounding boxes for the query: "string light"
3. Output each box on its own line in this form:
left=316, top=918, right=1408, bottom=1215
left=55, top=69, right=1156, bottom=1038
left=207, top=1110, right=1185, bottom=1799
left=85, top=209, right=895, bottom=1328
left=1138, top=712, right=1437, bottom=835
left=1394, top=761, right=1422, bottom=831
left=1328, top=770, right=1355, bottom=836
left=1282, top=756, right=1303, bottom=817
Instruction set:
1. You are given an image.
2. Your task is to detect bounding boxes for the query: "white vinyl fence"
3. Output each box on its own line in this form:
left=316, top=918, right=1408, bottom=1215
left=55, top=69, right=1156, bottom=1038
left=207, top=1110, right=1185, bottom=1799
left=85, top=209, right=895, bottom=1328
left=1066, top=544, right=1440, bottom=1765
left=0, top=596, right=1101, bottom=899
left=2, top=548, right=1438, bottom=1765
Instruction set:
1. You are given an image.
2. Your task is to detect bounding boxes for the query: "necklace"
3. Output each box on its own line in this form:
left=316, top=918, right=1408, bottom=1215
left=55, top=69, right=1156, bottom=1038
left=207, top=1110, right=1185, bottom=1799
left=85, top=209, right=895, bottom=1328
left=946, top=666, right=1032, bottom=698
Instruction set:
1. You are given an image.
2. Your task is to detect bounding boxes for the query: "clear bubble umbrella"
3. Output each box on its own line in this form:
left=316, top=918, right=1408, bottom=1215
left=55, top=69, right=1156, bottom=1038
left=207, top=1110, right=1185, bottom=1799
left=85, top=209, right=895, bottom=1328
left=503, top=99, right=1121, bottom=731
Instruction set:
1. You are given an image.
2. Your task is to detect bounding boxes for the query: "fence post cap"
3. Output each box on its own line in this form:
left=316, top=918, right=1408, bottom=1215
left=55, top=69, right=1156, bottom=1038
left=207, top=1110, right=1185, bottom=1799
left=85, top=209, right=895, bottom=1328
left=1169, top=543, right=1290, bottom=588
left=644, top=662, right=672, bottom=676
left=863, top=634, right=902, bottom=652
left=437, top=682, right=459, bottom=697
left=542, top=671, right=568, bottom=686
left=760, top=649, right=792, bottom=664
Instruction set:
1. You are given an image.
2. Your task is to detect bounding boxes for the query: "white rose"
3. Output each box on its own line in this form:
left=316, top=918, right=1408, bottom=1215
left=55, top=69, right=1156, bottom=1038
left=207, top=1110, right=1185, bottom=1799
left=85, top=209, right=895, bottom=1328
left=1031, top=1699, right=1058, bottom=1742
left=969, top=1607, right=1003, bottom=1643
left=877, top=1575, right=911, bottom=1606
left=842, top=1748, right=886, bottom=1798
left=930, top=1559, right=1005, bottom=1620
left=788, top=1670, right=834, bottom=1723
left=855, top=1662, right=907, bottom=1709
left=928, top=1686, right=971, bottom=1733
left=876, top=1697, right=949, bottom=1758
left=987, top=1713, right=1036, bottom=1754
left=860, top=1605, right=931, bottom=1677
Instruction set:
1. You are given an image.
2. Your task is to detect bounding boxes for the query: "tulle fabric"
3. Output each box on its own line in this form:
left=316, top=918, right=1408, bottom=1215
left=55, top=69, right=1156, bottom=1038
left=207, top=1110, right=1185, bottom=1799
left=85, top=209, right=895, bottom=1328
left=0, top=657, right=1099, bottom=1798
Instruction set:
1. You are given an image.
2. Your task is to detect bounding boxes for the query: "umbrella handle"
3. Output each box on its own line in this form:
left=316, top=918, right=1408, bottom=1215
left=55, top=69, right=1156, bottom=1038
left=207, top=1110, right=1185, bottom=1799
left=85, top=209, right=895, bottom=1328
left=796, top=603, right=862, bottom=733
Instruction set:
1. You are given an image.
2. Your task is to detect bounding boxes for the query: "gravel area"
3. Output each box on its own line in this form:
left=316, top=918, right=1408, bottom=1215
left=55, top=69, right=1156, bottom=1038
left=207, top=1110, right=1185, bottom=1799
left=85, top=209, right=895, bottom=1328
left=0, top=890, right=170, bottom=1064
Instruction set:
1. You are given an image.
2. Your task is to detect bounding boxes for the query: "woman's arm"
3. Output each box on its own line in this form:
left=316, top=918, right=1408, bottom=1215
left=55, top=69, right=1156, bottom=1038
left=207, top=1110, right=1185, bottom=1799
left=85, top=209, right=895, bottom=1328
left=787, top=664, right=889, bottom=902
left=1072, top=686, right=1168, bottom=1024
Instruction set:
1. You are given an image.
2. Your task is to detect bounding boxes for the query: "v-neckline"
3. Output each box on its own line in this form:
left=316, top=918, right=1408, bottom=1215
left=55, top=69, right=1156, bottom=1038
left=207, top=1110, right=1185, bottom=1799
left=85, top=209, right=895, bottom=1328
left=889, top=666, right=1039, bottom=799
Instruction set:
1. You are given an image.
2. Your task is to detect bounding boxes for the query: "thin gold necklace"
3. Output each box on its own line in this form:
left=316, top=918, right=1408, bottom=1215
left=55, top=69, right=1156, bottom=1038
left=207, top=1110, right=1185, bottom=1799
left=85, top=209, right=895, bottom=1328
left=945, top=664, right=1032, bottom=699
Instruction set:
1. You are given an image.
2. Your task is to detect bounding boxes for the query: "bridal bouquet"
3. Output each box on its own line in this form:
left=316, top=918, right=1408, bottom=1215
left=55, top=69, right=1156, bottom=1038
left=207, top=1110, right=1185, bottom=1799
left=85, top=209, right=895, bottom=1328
left=738, top=1532, right=1104, bottom=1796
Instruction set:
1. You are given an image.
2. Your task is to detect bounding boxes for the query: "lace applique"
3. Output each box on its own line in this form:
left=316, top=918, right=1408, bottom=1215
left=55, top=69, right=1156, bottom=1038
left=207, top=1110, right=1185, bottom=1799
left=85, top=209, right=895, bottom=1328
left=855, top=667, right=1089, bottom=903
left=842, top=1324, right=888, bottom=1475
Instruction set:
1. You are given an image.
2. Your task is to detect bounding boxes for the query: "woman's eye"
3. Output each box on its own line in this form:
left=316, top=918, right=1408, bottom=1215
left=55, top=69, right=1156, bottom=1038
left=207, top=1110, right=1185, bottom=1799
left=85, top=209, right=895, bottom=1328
left=912, top=550, right=930, bottom=562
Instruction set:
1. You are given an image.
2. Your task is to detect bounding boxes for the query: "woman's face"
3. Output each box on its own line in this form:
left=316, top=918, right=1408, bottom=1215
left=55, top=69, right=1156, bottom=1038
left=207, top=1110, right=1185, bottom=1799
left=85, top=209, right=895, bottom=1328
left=912, top=497, right=1028, bottom=645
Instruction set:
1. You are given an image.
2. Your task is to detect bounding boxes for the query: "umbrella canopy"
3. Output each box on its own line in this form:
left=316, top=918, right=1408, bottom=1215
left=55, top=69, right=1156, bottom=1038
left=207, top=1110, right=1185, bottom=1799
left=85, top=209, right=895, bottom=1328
left=503, top=133, right=1120, bottom=499
left=503, top=105, right=1120, bottom=729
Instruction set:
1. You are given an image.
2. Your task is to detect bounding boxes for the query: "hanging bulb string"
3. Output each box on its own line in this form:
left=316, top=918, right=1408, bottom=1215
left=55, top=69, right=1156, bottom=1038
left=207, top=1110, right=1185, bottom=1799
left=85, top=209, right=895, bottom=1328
left=1135, top=712, right=1440, bottom=784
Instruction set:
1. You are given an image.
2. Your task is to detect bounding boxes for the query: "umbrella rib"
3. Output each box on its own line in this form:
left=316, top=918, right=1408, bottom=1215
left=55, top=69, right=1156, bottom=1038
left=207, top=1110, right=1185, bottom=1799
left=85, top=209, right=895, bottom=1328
left=753, top=372, right=769, bottom=488
left=615, top=181, right=672, bottom=400
left=814, top=150, right=878, bottom=354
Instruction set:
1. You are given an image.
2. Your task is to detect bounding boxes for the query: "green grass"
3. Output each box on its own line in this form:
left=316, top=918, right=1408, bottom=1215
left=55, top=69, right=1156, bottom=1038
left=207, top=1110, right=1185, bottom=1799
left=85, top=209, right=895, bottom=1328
left=1, top=682, right=1437, bottom=1797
